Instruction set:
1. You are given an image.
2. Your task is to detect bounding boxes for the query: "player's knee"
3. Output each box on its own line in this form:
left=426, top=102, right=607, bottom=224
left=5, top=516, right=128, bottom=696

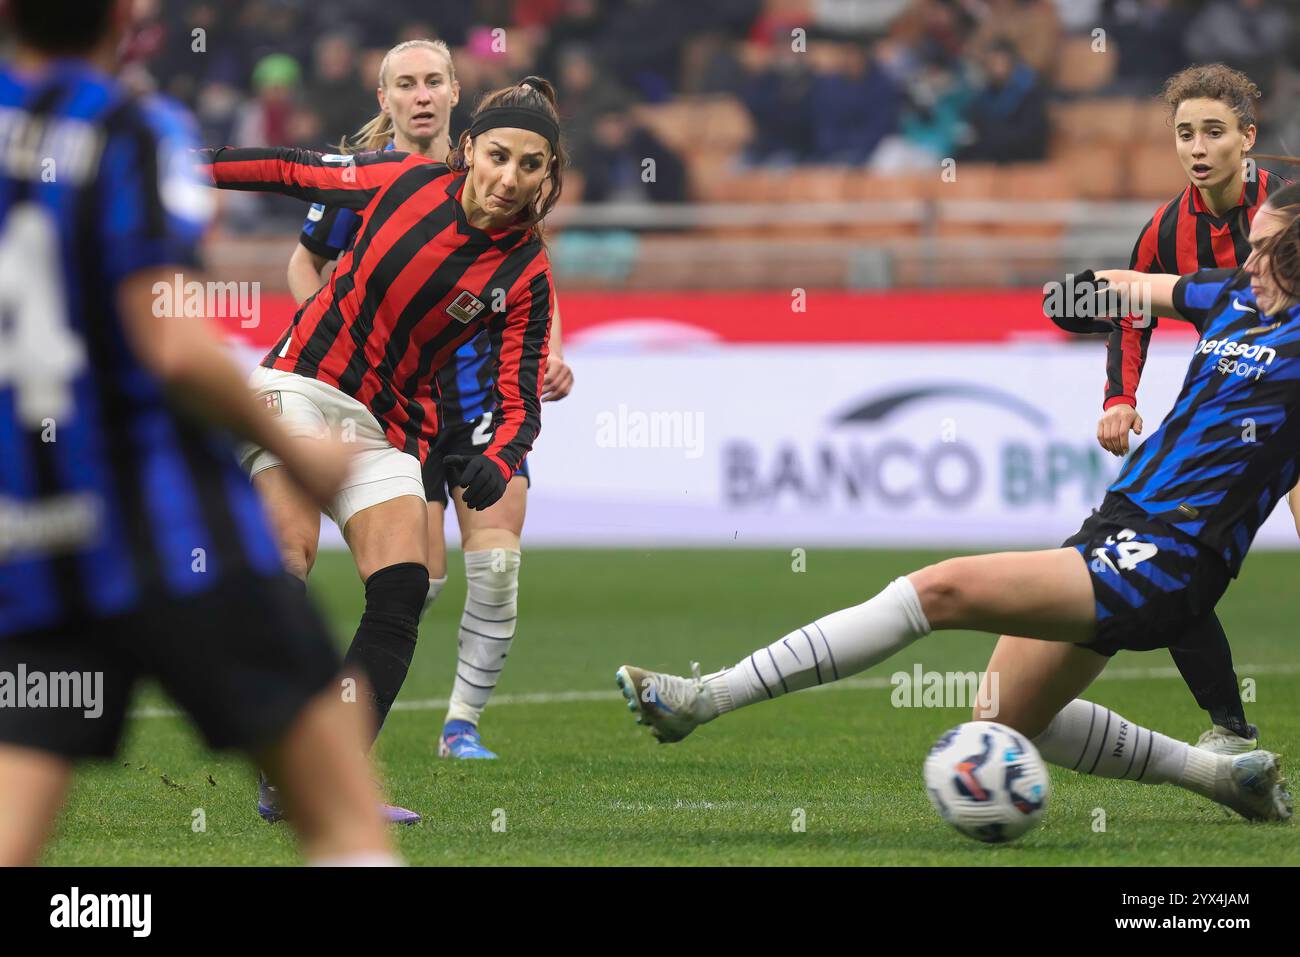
left=464, top=548, right=521, bottom=607
left=363, top=562, right=429, bottom=626
left=909, top=559, right=968, bottom=628
left=280, top=538, right=317, bottom=580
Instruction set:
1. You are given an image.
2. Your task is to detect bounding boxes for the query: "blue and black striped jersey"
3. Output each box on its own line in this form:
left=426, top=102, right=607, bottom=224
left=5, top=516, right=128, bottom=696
left=0, top=60, right=281, bottom=638
left=1112, top=268, right=1300, bottom=575
left=298, top=142, right=496, bottom=426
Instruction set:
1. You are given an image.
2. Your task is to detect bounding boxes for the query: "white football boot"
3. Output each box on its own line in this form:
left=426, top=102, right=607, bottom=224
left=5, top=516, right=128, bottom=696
left=1195, top=724, right=1259, bottom=756
left=615, top=663, right=718, bottom=744
left=1211, top=750, right=1292, bottom=822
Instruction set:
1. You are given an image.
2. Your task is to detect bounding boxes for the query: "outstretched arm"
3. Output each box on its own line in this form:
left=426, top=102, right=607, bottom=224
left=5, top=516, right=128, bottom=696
left=196, top=147, right=415, bottom=210
left=1094, top=270, right=1183, bottom=321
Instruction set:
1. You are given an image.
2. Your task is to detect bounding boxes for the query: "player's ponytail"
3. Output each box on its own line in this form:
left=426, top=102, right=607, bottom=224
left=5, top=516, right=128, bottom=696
left=337, top=113, right=396, bottom=155
left=448, top=76, right=567, bottom=244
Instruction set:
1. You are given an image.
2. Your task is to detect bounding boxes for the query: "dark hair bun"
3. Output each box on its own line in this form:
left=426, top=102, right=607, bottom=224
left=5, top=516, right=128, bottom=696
left=519, top=75, right=558, bottom=106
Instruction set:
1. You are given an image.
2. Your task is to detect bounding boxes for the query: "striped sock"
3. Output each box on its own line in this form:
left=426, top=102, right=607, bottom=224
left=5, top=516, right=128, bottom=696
left=445, top=549, right=520, bottom=727
left=708, top=577, right=931, bottom=713
left=1032, top=699, right=1217, bottom=797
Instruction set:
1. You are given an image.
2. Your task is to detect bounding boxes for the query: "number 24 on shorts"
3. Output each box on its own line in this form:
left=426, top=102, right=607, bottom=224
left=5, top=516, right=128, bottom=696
left=1090, top=528, right=1158, bottom=574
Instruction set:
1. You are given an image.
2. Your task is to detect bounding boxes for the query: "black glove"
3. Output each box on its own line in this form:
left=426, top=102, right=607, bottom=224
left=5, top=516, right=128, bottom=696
left=444, top=454, right=508, bottom=510
left=1043, top=268, right=1118, bottom=335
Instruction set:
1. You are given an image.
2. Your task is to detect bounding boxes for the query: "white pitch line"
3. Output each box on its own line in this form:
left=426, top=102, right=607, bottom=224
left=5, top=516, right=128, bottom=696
left=127, top=662, right=1300, bottom=719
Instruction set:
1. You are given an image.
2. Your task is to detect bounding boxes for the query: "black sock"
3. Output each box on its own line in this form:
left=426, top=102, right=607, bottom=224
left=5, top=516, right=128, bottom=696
left=342, top=562, right=429, bottom=746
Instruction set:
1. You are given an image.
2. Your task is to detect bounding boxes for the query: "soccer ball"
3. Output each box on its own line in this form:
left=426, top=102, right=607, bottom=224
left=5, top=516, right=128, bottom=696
left=923, top=720, right=1050, bottom=843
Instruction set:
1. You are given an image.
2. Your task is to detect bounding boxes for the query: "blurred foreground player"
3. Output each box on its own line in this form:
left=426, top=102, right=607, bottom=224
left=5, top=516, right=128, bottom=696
left=0, top=0, right=396, bottom=865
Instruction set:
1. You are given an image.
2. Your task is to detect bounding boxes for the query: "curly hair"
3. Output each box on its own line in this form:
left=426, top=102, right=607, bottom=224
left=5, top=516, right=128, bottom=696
left=1161, top=63, right=1262, bottom=130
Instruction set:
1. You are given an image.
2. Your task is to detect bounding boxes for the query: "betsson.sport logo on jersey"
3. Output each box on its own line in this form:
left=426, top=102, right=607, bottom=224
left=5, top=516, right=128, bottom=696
left=1195, top=336, right=1278, bottom=381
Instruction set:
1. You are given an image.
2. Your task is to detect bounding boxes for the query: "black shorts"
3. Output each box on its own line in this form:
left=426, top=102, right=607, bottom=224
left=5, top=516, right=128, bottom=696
left=422, top=411, right=531, bottom=506
left=0, top=573, right=340, bottom=760
left=1064, top=493, right=1231, bottom=657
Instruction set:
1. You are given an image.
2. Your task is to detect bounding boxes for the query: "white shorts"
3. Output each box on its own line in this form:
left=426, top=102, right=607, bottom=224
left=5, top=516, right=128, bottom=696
left=242, top=366, right=425, bottom=531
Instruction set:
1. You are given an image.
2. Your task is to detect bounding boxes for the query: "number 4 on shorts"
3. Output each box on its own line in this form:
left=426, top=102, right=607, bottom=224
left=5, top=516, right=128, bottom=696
left=1107, top=529, right=1158, bottom=571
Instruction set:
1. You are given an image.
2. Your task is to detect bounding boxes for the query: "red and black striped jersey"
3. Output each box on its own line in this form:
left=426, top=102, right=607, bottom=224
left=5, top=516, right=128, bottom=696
left=1104, top=167, right=1286, bottom=410
left=197, top=147, right=552, bottom=477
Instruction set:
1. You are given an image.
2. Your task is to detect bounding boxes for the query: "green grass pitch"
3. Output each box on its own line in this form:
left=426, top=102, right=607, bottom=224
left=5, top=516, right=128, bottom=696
left=42, top=547, right=1300, bottom=865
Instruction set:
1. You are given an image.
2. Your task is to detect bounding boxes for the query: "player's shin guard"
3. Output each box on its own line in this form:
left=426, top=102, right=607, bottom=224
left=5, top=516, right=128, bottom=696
left=706, top=577, right=931, bottom=714
left=1033, top=698, right=1217, bottom=796
left=445, top=549, right=520, bottom=727
left=342, top=562, right=428, bottom=744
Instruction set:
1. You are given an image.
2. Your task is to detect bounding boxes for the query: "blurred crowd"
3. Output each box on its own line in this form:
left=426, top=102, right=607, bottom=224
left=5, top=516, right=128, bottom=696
left=84, top=0, right=1300, bottom=219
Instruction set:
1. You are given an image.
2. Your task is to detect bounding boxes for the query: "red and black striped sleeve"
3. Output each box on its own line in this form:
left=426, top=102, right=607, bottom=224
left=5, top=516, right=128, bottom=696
left=195, top=147, right=415, bottom=210
left=482, top=260, right=553, bottom=479
left=1102, top=204, right=1166, bottom=410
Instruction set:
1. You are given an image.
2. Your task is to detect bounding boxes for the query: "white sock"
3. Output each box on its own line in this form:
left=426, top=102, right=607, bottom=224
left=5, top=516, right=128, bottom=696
left=706, top=577, right=931, bottom=714
left=308, top=852, right=403, bottom=867
left=445, top=549, right=520, bottom=727
left=1033, top=698, right=1220, bottom=799
left=421, top=575, right=447, bottom=621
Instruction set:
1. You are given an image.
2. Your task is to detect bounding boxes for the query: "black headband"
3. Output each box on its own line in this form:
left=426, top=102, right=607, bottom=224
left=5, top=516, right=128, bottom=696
left=469, top=107, right=559, bottom=153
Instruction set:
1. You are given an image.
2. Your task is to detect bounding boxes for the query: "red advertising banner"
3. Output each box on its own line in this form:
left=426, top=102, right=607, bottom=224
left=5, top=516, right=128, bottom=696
left=215, top=290, right=1201, bottom=352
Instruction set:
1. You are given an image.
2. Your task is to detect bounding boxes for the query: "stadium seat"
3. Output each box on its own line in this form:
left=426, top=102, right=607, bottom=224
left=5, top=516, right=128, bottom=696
left=555, top=170, right=584, bottom=207
left=698, top=97, right=754, bottom=153
left=1060, top=147, right=1125, bottom=200
left=1052, top=98, right=1141, bottom=146
left=931, top=162, right=1000, bottom=201
left=761, top=0, right=814, bottom=20
left=634, top=101, right=696, bottom=157
left=785, top=166, right=851, bottom=202
left=998, top=162, right=1075, bottom=201
left=1053, top=35, right=1116, bottom=94
left=709, top=168, right=793, bottom=204
left=982, top=164, right=1072, bottom=240
left=832, top=173, right=926, bottom=239
left=1131, top=99, right=1175, bottom=145
left=686, top=151, right=734, bottom=202
left=892, top=252, right=1014, bottom=288
left=1128, top=143, right=1189, bottom=199
left=842, top=172, right=931, bottom=202
left=635, top=95, right=753, bottom=158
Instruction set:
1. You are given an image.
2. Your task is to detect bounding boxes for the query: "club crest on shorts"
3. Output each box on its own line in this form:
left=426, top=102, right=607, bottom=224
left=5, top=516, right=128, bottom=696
left=446, top=290, right=486, bottom=324
left=260, top=391, right=282, bottom=416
